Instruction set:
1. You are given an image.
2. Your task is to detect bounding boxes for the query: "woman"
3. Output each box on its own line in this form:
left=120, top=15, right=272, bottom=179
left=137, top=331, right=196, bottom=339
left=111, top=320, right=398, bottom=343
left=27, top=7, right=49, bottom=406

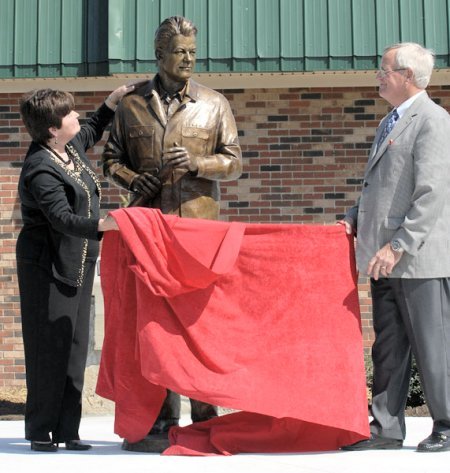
left=16, top=87, right=126, bottom=452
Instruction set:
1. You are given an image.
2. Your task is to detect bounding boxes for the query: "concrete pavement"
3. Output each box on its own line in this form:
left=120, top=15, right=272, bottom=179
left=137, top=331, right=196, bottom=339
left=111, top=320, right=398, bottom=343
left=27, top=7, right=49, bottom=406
left=1, top=415, right=449, bottom=473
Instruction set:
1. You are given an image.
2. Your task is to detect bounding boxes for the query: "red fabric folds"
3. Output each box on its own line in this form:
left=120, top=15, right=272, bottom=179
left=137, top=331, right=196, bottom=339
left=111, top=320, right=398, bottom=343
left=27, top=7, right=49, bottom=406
left=96, top=208, right=369, bottom=454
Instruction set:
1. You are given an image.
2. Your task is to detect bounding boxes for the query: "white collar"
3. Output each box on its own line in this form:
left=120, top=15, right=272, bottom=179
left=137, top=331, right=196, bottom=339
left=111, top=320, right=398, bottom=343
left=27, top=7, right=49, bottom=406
left=396, top=90, right=426, bottom=119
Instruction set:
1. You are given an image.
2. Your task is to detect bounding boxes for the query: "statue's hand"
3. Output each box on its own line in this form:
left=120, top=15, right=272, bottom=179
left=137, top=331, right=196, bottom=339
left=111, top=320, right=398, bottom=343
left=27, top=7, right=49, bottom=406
left=131, top=172, right=161, bottom=198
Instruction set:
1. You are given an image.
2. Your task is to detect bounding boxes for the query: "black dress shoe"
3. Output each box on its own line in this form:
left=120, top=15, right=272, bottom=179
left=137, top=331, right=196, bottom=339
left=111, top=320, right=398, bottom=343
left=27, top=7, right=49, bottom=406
left=30, top=441, right=58, bottom=452
left=417, top=432, right=450, bottom=452
left=341, top=434, right=403, bottom=451
left=65, top=440, right=92, bottom=451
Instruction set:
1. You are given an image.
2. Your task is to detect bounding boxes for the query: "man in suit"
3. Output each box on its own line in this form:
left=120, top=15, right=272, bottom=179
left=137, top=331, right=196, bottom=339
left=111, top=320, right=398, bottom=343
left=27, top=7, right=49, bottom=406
left=102, top=16, right=242, bottom=451
left=341, top=42, right=450, bottom=452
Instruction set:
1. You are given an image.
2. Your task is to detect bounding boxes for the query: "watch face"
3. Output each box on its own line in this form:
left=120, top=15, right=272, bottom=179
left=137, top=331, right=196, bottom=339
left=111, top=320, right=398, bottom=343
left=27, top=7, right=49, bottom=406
left=391, top=240, right=401, bottom=251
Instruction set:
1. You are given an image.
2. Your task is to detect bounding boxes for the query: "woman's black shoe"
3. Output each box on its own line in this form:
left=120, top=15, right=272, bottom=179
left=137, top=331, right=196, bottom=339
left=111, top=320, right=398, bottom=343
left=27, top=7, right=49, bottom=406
left=30, top=441, right=58, bottom=452
left=65, top=440, right=92, bottom=451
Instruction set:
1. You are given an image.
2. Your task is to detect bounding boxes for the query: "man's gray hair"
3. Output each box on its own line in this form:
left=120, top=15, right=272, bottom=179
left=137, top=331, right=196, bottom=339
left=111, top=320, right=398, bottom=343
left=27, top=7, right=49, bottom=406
left=385, top=42, right=435, bottom=89
left=154, top=16, right=197, bottom=59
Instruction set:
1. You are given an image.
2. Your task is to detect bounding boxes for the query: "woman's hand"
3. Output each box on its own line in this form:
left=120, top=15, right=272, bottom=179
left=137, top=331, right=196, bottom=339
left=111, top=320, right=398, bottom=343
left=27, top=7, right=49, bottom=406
left=98, top=215, right=119, bottom=232
left=105, top=80, right=146, bottom=109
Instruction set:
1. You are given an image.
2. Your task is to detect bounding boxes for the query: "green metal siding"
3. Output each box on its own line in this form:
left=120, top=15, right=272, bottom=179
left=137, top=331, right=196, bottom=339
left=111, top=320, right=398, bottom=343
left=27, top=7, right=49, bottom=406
left=280, top=0, right=304, bottom=71
left=14, top=0, right=39, bottom=77
left=399, top=0, right=425, bottom=46
left=0, top=0, right=15, bottom=77
left=87, top=0, right=109, bottom=75
left=328, top=0, right=352, bottom=70
left=0, top=0, right=109, bottom=78
left=2, top=0, right=450, bottom=78
left=208, top=0, right=233, bottom=71
left=353, top=0, right=377, bottom=69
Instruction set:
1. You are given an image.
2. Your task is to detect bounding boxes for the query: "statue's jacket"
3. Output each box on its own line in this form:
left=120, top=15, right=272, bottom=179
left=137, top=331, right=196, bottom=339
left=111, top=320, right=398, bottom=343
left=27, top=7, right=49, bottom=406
left=103, top=78, right=242, bottom=220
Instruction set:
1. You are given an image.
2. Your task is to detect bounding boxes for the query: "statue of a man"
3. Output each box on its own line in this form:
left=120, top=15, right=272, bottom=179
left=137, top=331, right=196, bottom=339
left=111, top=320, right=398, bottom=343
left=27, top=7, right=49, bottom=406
left=102, top=15, right=242, bottom=451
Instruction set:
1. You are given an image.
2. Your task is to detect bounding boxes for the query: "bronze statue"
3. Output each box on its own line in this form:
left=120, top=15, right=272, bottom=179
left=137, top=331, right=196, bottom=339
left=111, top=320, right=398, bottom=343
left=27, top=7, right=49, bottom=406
left=102, top=16, right=242, bottom=451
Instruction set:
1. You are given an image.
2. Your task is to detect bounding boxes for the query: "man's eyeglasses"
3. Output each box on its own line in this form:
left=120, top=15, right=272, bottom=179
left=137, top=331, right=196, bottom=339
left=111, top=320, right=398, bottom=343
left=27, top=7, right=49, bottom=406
left=377, top=68, right=407, bottom=78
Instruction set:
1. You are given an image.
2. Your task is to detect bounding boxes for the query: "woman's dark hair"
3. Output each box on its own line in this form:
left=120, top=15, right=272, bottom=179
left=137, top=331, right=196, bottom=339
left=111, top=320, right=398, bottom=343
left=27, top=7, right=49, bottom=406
left=154, top=16, right=197, bottom=60
left=20, top=89, right=75, bottom=144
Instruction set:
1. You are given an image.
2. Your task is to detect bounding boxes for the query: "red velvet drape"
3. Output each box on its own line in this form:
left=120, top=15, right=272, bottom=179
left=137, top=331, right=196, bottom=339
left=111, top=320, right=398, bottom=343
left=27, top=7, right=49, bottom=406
left=96, top=208, right=369, bottom=455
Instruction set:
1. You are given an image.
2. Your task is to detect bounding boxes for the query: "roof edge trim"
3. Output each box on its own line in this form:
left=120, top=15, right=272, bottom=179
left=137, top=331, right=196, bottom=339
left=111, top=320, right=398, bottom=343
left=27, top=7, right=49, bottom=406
left=2, top=70, right=450, bottom=92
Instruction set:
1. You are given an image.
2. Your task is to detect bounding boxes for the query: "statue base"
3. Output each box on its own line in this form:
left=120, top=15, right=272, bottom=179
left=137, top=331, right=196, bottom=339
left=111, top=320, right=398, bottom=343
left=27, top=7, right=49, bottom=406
left=121, top=433, right=170, bottom=453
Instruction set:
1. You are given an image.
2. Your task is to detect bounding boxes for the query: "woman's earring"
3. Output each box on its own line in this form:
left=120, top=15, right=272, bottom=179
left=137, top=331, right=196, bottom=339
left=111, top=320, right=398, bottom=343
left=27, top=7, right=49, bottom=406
left=54, top=136, right=58, bottom=145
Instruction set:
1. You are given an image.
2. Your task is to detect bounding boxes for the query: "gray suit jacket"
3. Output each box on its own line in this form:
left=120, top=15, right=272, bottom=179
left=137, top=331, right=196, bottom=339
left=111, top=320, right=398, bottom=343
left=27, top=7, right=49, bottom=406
left=346, top=92, right=450, bottom=278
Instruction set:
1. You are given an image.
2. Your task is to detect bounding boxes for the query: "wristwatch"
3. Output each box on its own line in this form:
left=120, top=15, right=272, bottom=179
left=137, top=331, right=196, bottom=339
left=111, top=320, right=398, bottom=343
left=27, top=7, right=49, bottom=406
left=390, top=239, right=404, bottom=253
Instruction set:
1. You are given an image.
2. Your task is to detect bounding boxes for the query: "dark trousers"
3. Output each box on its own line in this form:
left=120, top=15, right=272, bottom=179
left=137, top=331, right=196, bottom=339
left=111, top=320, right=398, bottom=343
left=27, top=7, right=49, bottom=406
left=370, top=277, right=450, bottom=440
left=150, top=390, right=218, bottom=434
left=17, top=260, right=95, bottom=442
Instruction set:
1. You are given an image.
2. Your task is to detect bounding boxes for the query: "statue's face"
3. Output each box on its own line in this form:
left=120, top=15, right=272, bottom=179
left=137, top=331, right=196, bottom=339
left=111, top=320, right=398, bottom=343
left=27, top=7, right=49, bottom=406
left=159, top=34, right=196, bottom=83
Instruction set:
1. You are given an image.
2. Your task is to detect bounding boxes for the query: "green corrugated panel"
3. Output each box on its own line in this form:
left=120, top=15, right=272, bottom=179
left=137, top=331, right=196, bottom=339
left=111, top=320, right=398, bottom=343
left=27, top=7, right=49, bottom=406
left=399, top=0, right=425, bottom=44
left=207, top=0, right=233, bottom=71
left=444, top=0, right=450, bottom=66
left=14, top=0, right=38, bottom=70
left=329, top=0, right=352, bottom=56
left=375, top=0, right=401, bottom=54
left=304, top=0, right=328, bottom=70
left=352, top=0, right=377, bottom=56
left=0, top=0, right=15, bottom=75
left=256, top=0, right=280, bottom=59
left=4, top=0, right=450, bottom=78
left=136, top=0, right=160, bottom=61
left=185, top=0, right=208, bottom=59
left=160, top=0, right=185, bottom=19
left=304, top=0, right=328, bottom=56
left=280, top=0, right=304, bottom=71
left=424, top=0, right=448, bottom=54
left=232, top=0, right=256, bottom=59
left=87, top=0, right=108, bottom=62
left=38, top=0, right=62, bottom=67
left=86, top=0, right=109, bottom=75
left=257, top=59, right=281, bottom=71
left=352, top=0, right=377, bottom=69
left=208, top=0, right=231, bottom=57
left=232, top=59, right=257, bottom=71
left=328, top=0, right=353, bottom=70
left=109, top=0, right=124, bottom=58
left=61, top=0, right=84, bottom=64
left=109, top=0, right=136, bottom=60
left=425, top=0, right=450, bottom=67
left=122, top=0, right=137, bottom=61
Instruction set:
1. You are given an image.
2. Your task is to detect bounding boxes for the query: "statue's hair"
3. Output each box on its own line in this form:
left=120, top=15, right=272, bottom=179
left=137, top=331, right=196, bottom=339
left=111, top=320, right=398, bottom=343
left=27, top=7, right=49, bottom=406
left=154, top=16, right=197, bottom=60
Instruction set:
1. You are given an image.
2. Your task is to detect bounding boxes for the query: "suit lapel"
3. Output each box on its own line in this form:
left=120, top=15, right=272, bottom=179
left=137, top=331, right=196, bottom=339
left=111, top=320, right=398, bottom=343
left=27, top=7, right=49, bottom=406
left=365, top=93, right=428, bottom=175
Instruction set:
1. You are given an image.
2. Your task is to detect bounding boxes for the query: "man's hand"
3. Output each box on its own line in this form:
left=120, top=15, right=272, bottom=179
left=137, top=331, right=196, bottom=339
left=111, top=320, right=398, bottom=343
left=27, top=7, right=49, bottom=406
left=337, top=219, right=355, bottom=235
left=131, top=172, right=161, bottom=198
left=162, top=142, right=198, bottom=173
left=367, top=242, right=403, bottom=280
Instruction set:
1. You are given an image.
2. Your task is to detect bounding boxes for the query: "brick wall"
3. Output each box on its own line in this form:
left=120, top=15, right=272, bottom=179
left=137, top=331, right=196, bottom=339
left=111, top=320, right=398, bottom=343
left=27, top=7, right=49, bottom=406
left=2, top=85, right=448, bottom=387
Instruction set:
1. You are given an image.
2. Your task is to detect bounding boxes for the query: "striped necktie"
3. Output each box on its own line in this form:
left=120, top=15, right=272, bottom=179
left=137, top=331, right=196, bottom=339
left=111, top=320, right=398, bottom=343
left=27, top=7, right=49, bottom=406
left=377, top=109, right=399, bottom=148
